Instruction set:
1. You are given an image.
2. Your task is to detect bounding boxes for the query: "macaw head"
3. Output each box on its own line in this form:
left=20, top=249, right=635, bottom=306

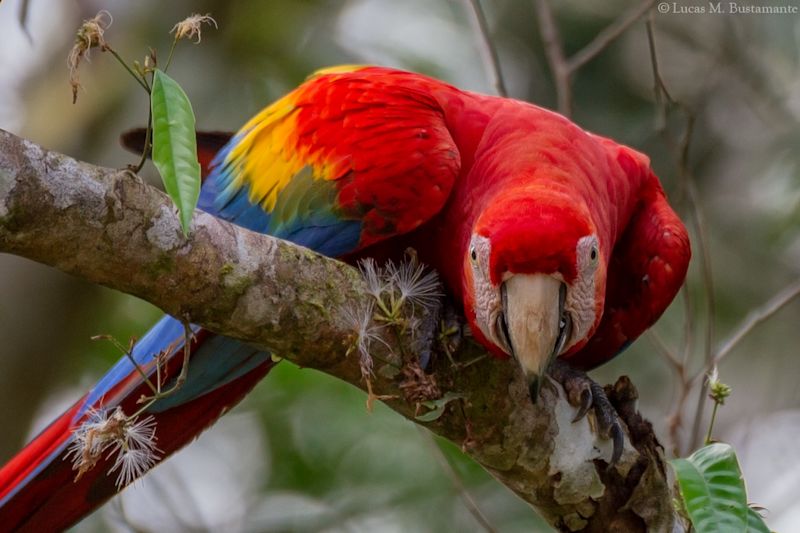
left=463, top=188, right=606, bottom=402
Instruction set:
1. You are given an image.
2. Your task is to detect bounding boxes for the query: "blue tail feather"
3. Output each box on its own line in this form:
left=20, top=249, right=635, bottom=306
left=81, top=316, right=269, bottom=416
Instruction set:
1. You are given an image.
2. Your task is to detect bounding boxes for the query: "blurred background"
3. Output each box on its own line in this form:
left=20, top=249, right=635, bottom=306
left=0, top=0, right=798, bottom=531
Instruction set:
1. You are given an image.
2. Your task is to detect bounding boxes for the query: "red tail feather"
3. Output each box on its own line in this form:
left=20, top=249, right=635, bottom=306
left=0, top=338, right=276, bottom=532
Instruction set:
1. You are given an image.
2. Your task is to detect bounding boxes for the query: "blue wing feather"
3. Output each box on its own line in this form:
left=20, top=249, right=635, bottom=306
left=198, top=137, right=274, bottom=233
left=201, top=139, right=362, bottom=257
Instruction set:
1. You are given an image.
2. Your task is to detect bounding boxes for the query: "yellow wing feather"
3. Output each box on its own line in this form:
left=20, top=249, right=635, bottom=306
left=223, top=66, right=368, bottom=211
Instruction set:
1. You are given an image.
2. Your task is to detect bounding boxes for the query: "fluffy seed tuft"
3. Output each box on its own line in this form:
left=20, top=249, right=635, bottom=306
left=170, top=13, right=217, bottom=43
left=67, top=10, right=112, bottom=104
left=386, top=260, right=442, bottom=313
left=358, top=258, right=390, bottom=300
left=66, top=407, right=161, bottom=489
left=340, top=299, right=387, bottom=377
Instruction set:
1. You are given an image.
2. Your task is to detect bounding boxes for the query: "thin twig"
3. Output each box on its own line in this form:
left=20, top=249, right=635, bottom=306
left=134, top=109, right=152, bottom=173
left=646, top=16, right=719, bottom=451
left=670, top=284, right=693, bottom=456
left=680, top=284, right=694, bottom=366
left=648, top=330, right=691, bottom=455
left=164, top=38, right=179, bottom=73
left=705, top=401, right=719, bottom=445
left=646, top=330, right=682, bottom=372
left=686, top=178, right=716, bottom=449
left=463, top=0, right=508, bottom=97
left=645, top=17, right=670, bottom=129
left=681, top=209, right=710, bottom=447
left=666, top=377, right=692, bottom=457
left=104, top=46, right=151, bottom=94
left=18, top=0, right=33, bottom=43
left=130, top=322, right=196, bottom=419
left=418, top=427, right=497, bottom=533
left=567, top=0, right=656, bottom=72
left=91, top=334, right=159, bottom=396
left=534, top=0, right=572, bottom=116
left=534, top=0, right=655, bottom=115
left=691, top=279, right=800, bottom=384
left=174, top=320, right=195, bottom=389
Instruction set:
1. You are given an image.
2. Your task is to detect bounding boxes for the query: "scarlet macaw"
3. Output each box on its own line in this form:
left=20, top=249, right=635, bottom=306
left=0, top=66, right=690, bottom=531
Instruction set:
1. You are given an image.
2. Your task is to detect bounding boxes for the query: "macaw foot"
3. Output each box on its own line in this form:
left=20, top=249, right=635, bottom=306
left=549, top=358, right=625, bottom=466
left=412, top=293, right=443, bottom=369
left=434, top=299, right=465, bottom=366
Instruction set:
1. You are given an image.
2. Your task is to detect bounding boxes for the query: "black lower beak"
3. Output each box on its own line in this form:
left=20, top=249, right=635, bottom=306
left=528, top=377, right=540, bottom=404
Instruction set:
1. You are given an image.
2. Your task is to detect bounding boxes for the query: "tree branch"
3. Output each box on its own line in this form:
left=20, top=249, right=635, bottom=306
left=0, top=129, right=686, bottom=532
left=534, top=0, right=655, bottom=118
left=697, top=278, right=800, bottom=381
left=534, top=0, right=572, bottom=116
left=566, top=0, right=656, bottom=73
left=463, top=0, right=508, bottom=97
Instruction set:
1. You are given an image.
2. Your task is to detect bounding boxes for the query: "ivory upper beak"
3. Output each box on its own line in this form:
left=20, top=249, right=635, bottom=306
left=503, top=274, right=562, bottom=403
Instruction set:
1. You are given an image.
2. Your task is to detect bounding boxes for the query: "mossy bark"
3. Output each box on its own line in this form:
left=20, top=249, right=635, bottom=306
left=0, top=129, right=686, bottom=532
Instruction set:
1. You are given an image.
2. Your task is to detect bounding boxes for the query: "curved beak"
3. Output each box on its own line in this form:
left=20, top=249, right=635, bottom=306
left=502, top=274, right=570, bottom=403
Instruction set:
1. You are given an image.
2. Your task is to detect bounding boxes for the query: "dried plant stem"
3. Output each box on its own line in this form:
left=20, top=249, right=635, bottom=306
left=105, top=46, right=151, bottom=94
left=704, top=401, right=719, bottom=445
left=133, top=110, right=152, bottom=173
left=92, top=335, right=160, bottom=396
left=103, top=44, right=153, bottom=174
left=164, top=38, right=179, bottom=73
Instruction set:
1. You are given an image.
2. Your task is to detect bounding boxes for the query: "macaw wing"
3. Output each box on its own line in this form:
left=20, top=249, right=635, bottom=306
left=568, top=146, right=691, bottom=370
left=199, top=66, right=462, bottom=257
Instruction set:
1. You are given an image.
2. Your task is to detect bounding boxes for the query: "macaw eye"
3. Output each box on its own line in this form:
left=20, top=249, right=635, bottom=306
left=576, top=235, right=600, bottom=273
left=470, top=246, right=478, bottom=263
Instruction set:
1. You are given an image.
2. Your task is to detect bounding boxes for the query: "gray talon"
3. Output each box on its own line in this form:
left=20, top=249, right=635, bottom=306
left=550, top=359, right=626, bottom=467
left=608, top=423, right=624, bottom=467
left=572, top=388, right=592, bottom=422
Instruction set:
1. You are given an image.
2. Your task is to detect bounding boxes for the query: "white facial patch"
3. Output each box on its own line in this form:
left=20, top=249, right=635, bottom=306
left=468, top=234, right=505, bottom=352
left=564, top=235, right=600, bottom=349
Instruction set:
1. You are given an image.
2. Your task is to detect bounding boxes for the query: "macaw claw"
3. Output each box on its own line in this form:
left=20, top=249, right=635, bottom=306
left=549, top=359, right=625, bottom=467
left=573, top=387, right=593, bottom=422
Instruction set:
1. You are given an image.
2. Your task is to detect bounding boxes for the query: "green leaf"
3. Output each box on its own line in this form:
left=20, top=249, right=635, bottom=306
left=150, top=69, right=201, bottom=235
left=415, top=392, right=465, bottom=422
left=670, top=443, right=770, bottom=533
left=746, top=507, right=771, bottom=533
